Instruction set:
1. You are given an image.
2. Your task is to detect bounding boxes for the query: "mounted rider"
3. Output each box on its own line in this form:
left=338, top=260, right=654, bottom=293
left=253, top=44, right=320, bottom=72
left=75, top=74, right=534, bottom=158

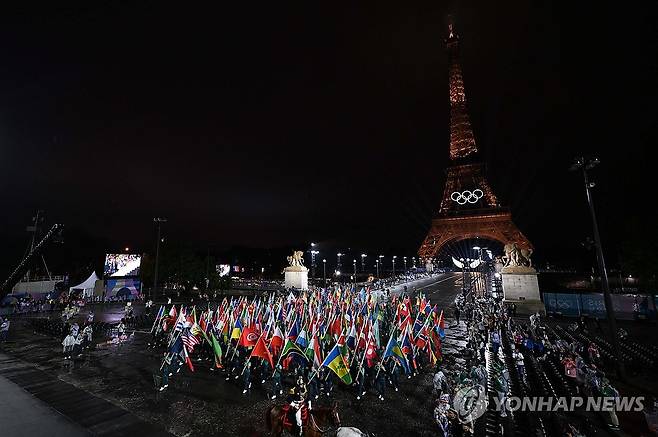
left=288, top=375, right=308, bottom=436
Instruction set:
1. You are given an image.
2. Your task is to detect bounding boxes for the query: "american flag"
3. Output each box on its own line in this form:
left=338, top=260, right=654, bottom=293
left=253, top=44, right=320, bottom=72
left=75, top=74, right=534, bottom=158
left=181, top=331, right=200, bottom=352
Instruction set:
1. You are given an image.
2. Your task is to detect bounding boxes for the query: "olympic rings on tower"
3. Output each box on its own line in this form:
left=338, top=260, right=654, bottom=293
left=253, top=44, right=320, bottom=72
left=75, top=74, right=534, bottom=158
left=450, top=189, right=484, bottom=205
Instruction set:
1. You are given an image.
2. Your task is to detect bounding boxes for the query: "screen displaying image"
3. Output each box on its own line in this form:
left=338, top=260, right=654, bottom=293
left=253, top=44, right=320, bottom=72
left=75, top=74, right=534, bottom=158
left=216, top=264, right=230, bottom=277
left=104, top=253, right=141, bottom=277
left=106, top=278, right=141, bottom=299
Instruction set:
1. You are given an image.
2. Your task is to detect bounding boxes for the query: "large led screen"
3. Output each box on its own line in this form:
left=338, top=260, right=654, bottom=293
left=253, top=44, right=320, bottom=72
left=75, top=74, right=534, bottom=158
left=104, top=253, right=141, bottom=277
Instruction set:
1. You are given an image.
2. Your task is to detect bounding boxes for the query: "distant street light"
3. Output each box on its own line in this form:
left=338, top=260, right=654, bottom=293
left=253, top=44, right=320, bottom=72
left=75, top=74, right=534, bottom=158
left=392, top=256, right=397, bottom=277
left=153, top=217, right=167, bottom=297
left=403, top=256, right=407, bottom=272
left=352, top=259, right=357, bottom=288
left=412, top=257, right=416, bottom=268
left=571, top=156, right=624, bottom=377
left=337, top=253, right=343, bottom=272
left=360, top=253, right=367, bottom=272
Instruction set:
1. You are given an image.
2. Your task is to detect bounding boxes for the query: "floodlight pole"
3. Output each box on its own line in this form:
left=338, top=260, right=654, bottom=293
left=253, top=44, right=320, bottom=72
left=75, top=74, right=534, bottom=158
left=576, top=158, right=625, bottom=378
left=153, top=218, right=167, bottom=298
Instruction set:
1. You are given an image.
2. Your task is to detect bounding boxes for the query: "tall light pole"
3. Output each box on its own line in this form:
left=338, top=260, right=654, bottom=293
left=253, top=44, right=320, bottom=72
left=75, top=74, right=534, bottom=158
left=310, top=243, right=318, bottom=279
left=571, top=157, right=624, bottom=377
left=403, top=256, right=407, bottom=272
left=360, top=253, right=367, bottom=272
left=412, top=257, right=416, bottom=269
left=153, top=217, right=167, bottom=297
left=375, top=260, right=380, bottom=279
left=392, top=256, right=397, bottom=277
left=378, top=255, right=384, bottom=278
left=460, top=257, right=467, bottom=293
left=337, top=253, right=343, bottom=273
left=353, top=259, right=357, bottom=288
left=322, top=259, right=327, bottom=288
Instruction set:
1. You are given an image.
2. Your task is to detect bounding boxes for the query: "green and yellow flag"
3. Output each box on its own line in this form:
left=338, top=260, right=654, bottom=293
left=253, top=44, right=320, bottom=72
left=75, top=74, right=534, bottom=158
left=321, top=344, right=352, bottom=384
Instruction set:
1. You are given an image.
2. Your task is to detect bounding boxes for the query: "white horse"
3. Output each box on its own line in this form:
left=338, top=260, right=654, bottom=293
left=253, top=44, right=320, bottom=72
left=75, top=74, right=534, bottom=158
left=337, top=427, right=369, bottom=437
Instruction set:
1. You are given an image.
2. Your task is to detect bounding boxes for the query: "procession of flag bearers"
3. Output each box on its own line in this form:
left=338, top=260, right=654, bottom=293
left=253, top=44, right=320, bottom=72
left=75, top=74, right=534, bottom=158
left=149, top=285, right=446, bottom=435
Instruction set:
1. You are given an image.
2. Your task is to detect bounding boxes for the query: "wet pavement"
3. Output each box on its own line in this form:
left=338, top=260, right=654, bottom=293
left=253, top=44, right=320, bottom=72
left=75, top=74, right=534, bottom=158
left=0, top=275, right=465, bottom=437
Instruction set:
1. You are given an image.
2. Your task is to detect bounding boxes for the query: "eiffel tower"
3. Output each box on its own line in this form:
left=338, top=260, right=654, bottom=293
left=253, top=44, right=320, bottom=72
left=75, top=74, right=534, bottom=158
left=418, top=21, right=532, bottom=261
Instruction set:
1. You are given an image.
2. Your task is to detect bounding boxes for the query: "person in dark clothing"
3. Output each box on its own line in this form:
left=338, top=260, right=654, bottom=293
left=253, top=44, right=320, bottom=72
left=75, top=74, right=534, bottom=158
left=356, top=366, right=366, bottom=400
left=387, top=358, right=400, bottom=392
left=271, top=364, right=283, bottom=399
left=375, top=362, right=387, bottom=401
left=242, top=360, right=251, bottom=394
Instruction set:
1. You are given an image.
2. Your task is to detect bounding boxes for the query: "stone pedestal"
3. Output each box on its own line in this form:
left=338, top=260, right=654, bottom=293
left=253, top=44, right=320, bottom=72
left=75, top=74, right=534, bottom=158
left=284, top=266, right=309, bottom=290
left=501, top=267, right=545, bottom=315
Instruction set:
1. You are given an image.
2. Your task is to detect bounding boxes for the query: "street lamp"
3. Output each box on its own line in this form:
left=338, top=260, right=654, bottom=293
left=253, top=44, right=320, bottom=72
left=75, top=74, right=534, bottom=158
left=403, top=256, right=407, bottom=272
left=337, top=253, right=343, bottom=272
left=392, top=256, right=397, bottom=277
left=353, top=259, right=357, bottom=287
left=153, top=217, right=167, bottom=297
left=376, top=260, right=380, bottom=279
left=322, top=259, right=327, bottom=288
left=360, top=253, right=367, bottom=272
left=571, top=156, right=624, bottom=377
left=412, top=257, right=416, bottom=268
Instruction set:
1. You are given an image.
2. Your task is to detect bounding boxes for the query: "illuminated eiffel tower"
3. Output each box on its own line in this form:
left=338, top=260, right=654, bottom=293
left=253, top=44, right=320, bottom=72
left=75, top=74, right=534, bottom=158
left=418, top=21, right=532, bottom=261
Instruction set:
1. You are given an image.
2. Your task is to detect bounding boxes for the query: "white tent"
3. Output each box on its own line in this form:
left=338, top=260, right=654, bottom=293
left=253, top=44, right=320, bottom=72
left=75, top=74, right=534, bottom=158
left=70, top=272, right=99, bottom=298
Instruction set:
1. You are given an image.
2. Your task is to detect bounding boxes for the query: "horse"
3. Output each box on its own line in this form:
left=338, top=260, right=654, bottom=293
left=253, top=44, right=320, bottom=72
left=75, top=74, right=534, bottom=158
left=265, top=402, right=341, bottom=437
left=336, top=427, right=370, bottom=437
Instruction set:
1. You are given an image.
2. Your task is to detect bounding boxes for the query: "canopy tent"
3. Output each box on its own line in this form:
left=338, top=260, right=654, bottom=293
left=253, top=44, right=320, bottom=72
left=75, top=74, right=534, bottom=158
left=69, top=272, right=99, bottom=298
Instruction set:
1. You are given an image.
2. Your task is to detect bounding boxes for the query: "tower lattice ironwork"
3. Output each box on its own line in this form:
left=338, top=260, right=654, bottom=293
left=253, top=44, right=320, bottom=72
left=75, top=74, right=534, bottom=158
left=418, top=21, right=532, bottom=260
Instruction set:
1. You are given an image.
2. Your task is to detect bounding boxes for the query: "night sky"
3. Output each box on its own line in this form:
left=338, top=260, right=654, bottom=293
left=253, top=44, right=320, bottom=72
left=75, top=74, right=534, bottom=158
left=0, top=2, right=654, bottom=275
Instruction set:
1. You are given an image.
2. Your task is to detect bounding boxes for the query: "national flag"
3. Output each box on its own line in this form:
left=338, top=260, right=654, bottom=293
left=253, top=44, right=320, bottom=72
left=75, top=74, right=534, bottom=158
left=400, top=330, right=413, bottom=354
left=169, top=336, right=184, bottom=355
left=279, top=339, right=308, bottom=363
left=295, top=328, right=308, bottom=349
left=305, top=334, right=322, bottom=368
left=183, top=343, right=195, bottom=372
left=330, top=317, right=342, bottom=338
left=250, top=335, right=274, bottom=368
left=398, top=314, right=411, bottom=332
left=210, top=332, right=223, bottom=368
left=174, top=311, right=185, bottom=333
left=239, top=326, right=259, bottom=347
left=423, top=302, right=432, bottom=315
left=288, top=319, right=299, bottom=341
left=430, top=329, right=442, bottom=360
left=415, top=326, right=429, bottom=350
left=231, top=317, right=243, bottom=340
left=182, top=330, right=200, bottom=352
left=337, top=334, right=349, bottom=358
left=365, top=344, right=378, bottom=368
left=383, top=335, right=410, bottom=374
left=321, top=344, right=352, bottom=384
left=270, top=326, right=284, bottom=352
left=346, top=323, right=357, bottom=349
left=398, top=302, right=409, bottom=318
left=437, top=310, right=445, bottom=339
